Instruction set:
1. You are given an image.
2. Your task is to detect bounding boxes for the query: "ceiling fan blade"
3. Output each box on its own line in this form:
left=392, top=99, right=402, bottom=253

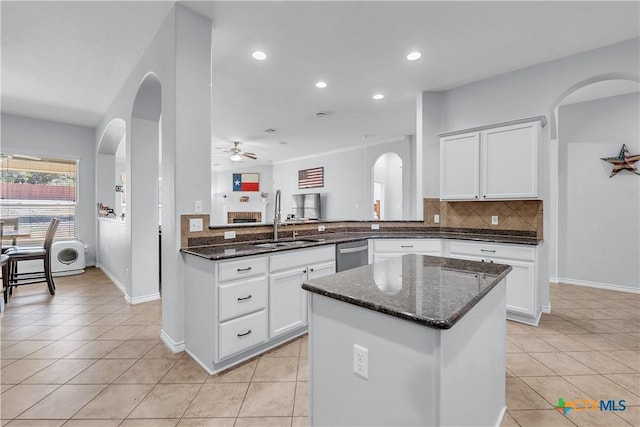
left=241, top=152, right=257, bottom=159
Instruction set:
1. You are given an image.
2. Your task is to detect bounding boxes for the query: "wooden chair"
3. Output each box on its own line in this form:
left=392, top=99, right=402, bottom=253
left=4, top=218, right=59, bottom=302
left=1, top=218, right=19, bottom=253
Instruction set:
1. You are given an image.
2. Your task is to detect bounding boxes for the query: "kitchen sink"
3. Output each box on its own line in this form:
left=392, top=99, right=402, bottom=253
left=253, top=239, right=321, bottom=249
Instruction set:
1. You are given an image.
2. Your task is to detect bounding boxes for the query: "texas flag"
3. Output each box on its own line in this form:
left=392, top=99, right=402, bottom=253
left=233, top=173, right=260, bottom=191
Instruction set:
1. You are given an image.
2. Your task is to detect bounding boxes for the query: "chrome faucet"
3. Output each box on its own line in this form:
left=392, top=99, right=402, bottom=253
left=273, top=189, right=281, bottom=241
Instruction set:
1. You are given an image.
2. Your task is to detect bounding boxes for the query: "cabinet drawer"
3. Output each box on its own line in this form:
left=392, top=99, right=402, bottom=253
left=373, top=239, right=441, bottom=253
left=448, top=241, right=534, bottom=261
left=218, top=256, right=267, bottom=283
left=270, top=246, right=335, bottom=272
left=219, top=310, right=267, bottom=360
left=218, top=276, right=267, bottom=322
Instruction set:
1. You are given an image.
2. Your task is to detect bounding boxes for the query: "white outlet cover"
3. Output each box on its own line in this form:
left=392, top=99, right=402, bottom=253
left=371, top=224, right=380, bottom=230
left=353, top=344, right=369, bottom=379
left=318, top=225, right=326, bottom=232
left=491, top=216, right=499, bottom=225
left=434, top=214, right=440, bottom=224
left=189, top=218, right=203, bottom=232
left=224, top=230, right=236, bottom=239
left=194, top=200, right=203, bottom=213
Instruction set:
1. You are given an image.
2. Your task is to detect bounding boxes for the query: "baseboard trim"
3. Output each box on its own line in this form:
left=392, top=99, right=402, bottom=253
left=160, top=329, right=185, bottom=353
left=129, top=292, right=161, bottom=305
left=549, top=277, right=559, bottom=284
left=96, top=264, right=131, bottom=301
left=555, top=277, right=640, bottom=294
left=542, top=303, right=551, bottom=314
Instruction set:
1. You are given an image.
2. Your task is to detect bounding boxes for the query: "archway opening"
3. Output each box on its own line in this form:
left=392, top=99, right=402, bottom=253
left=129, top=73, right=162, bottom=302
left=372, top=152, right=403, bottom=220
left=553, top=78, right=639, bottom=291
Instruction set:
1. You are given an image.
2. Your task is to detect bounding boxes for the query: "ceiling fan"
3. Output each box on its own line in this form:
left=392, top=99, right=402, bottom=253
left=217, top=141, right=257, bottom=162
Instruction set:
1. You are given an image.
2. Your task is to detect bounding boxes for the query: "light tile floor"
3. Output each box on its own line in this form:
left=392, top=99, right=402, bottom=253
left=0, top=268, right=638, bottom=426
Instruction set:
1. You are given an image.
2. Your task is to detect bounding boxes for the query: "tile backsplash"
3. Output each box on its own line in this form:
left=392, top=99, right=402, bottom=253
left=424, top=198, right=543, bottom=239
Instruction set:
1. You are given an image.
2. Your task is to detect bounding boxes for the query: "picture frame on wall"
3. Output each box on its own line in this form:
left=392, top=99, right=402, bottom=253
left=298, top=167, right=324, bottom=189
left=233, top=173, right=260, bottom=191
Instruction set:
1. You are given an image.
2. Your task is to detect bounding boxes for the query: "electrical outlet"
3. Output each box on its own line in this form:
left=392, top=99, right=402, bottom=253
left=318, top=225, right=326, bottom=232
left=371, top=224, right=380, bottom=230
left=194, top=200, right=203, bottom=213
left=491, top=216, right=499, bottom=225
left=353, top=344, right=368, bottom=379
left=224, top=230, right=236, bottom=239
left=434, top=214, right=440, bottom=224
left=189, top=218, right=203, bottom=232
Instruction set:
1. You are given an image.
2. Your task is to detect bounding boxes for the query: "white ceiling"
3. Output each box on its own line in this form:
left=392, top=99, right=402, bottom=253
left=2, top=1, right=639, bottom=170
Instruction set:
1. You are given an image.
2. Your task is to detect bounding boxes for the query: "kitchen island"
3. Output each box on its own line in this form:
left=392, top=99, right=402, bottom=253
left=302, top=254, right=511, bottom=427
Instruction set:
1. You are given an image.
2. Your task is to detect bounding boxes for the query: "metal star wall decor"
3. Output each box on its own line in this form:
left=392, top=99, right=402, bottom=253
left=601, top=144, right=640, bottom=178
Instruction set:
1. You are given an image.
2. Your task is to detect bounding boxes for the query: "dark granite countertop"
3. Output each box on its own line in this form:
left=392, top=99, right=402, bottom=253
left=302, top=254, right=512, bottom=329
left=180, top=230, right=540, bottom=260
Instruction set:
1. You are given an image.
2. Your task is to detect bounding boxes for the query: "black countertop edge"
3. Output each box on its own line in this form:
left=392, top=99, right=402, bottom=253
left=302, top=256, right=512, bottom=330
left=180, top=232, right=541, bottom=260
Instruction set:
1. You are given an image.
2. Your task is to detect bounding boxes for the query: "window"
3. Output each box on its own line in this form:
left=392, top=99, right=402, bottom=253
left=1, top=154, right=78, bottom=244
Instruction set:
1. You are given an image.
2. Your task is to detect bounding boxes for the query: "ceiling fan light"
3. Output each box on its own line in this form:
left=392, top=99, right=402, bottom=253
left=230, top=153, right=242, bottom=162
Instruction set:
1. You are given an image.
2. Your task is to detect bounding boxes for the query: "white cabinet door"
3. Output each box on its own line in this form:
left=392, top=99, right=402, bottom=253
left=482, top=122, right=539, bottom=199
left=308, top=262, right=335, bottom=280
left=440, top=132, right=480, bottom=200
left=498, top=259, right=535, bottom=316
left=269, top=268, right=308, bottom=338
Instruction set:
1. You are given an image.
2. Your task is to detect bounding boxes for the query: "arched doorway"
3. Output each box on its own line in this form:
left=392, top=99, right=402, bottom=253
left=550, top=77, right=639, bottom=291
left=129, top=73, right=162, bottom=302
left=372, top=152, right=403, bottom=220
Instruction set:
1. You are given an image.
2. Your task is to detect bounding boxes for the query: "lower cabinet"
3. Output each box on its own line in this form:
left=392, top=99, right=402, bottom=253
left=269, top=246, right=335, bottom=339
left=370, top=239, right=442, bottom=263
left=218, top=309, right=267, bottom=360
left=184, top=246, right=336, bottom=374
left=447, top=240, right=540, bottom=324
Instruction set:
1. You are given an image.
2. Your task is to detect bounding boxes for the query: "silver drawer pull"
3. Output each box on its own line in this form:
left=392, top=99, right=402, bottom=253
left=400, top=245, right=414, bottom=248
left=339, top=246, right=368, bottom=254
left=237, top=329, right=252, bottom=337
left=237, top=295, right=252, bottom=301
left=480, top=249, right=496, bottom=253
left=237, top=267, right=252, bottom=272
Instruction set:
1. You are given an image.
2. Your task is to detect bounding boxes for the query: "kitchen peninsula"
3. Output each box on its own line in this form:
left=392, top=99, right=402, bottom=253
left=302, top=254, right=512, bottom=427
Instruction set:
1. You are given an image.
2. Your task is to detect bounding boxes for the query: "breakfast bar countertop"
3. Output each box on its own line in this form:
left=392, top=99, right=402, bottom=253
left=302, top=254, right=512, bottom=329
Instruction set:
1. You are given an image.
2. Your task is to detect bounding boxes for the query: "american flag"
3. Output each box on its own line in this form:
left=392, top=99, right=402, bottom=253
left=298, top=167, right=324, bottom=189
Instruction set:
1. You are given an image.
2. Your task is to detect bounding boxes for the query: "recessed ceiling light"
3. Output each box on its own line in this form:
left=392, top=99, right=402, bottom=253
left=279, top=141, right=288, bottom=145
left=406, top=51, right=422, bottom=61
left=252, top=51, right=267, bottom=60
left=315, top=81, right=328, bottom=89
left=264, top=128, right=276, bottom=133
left=373, top=94, right=385, bottom=100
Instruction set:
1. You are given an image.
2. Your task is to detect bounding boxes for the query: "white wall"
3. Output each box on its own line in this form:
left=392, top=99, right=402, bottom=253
left=1, top=113, right=97, bottom=266
left=212, top=163, right=274, bottom=223
left=96, top=5, right=212, bottom=350
left=272, top=138, right=413, bottom=221
left=430, top=37, right=639, bottom=305
left=558, top=93, right=640, bottom=291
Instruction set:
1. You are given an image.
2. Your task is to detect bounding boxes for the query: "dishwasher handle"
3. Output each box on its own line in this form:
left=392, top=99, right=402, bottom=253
left=338, top=245, right=368, bottom=254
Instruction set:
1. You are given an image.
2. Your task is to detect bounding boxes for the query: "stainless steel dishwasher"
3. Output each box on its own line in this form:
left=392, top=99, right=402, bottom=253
left=336, top=240, right=369, bottom=272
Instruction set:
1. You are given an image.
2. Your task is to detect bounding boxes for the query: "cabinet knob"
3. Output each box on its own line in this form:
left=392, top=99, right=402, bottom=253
left=303, top=269, right=307, bottom=274
left=310, top=268, right=314, bottom=272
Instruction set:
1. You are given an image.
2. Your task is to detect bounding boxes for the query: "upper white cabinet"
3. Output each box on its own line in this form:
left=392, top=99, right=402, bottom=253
left=440, top=117, right=544, bottom=201
left=440, top=132, right=480, bottom=200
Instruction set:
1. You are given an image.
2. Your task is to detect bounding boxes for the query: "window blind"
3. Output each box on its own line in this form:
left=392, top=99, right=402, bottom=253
left=0, top=154, right=78, bottom=244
